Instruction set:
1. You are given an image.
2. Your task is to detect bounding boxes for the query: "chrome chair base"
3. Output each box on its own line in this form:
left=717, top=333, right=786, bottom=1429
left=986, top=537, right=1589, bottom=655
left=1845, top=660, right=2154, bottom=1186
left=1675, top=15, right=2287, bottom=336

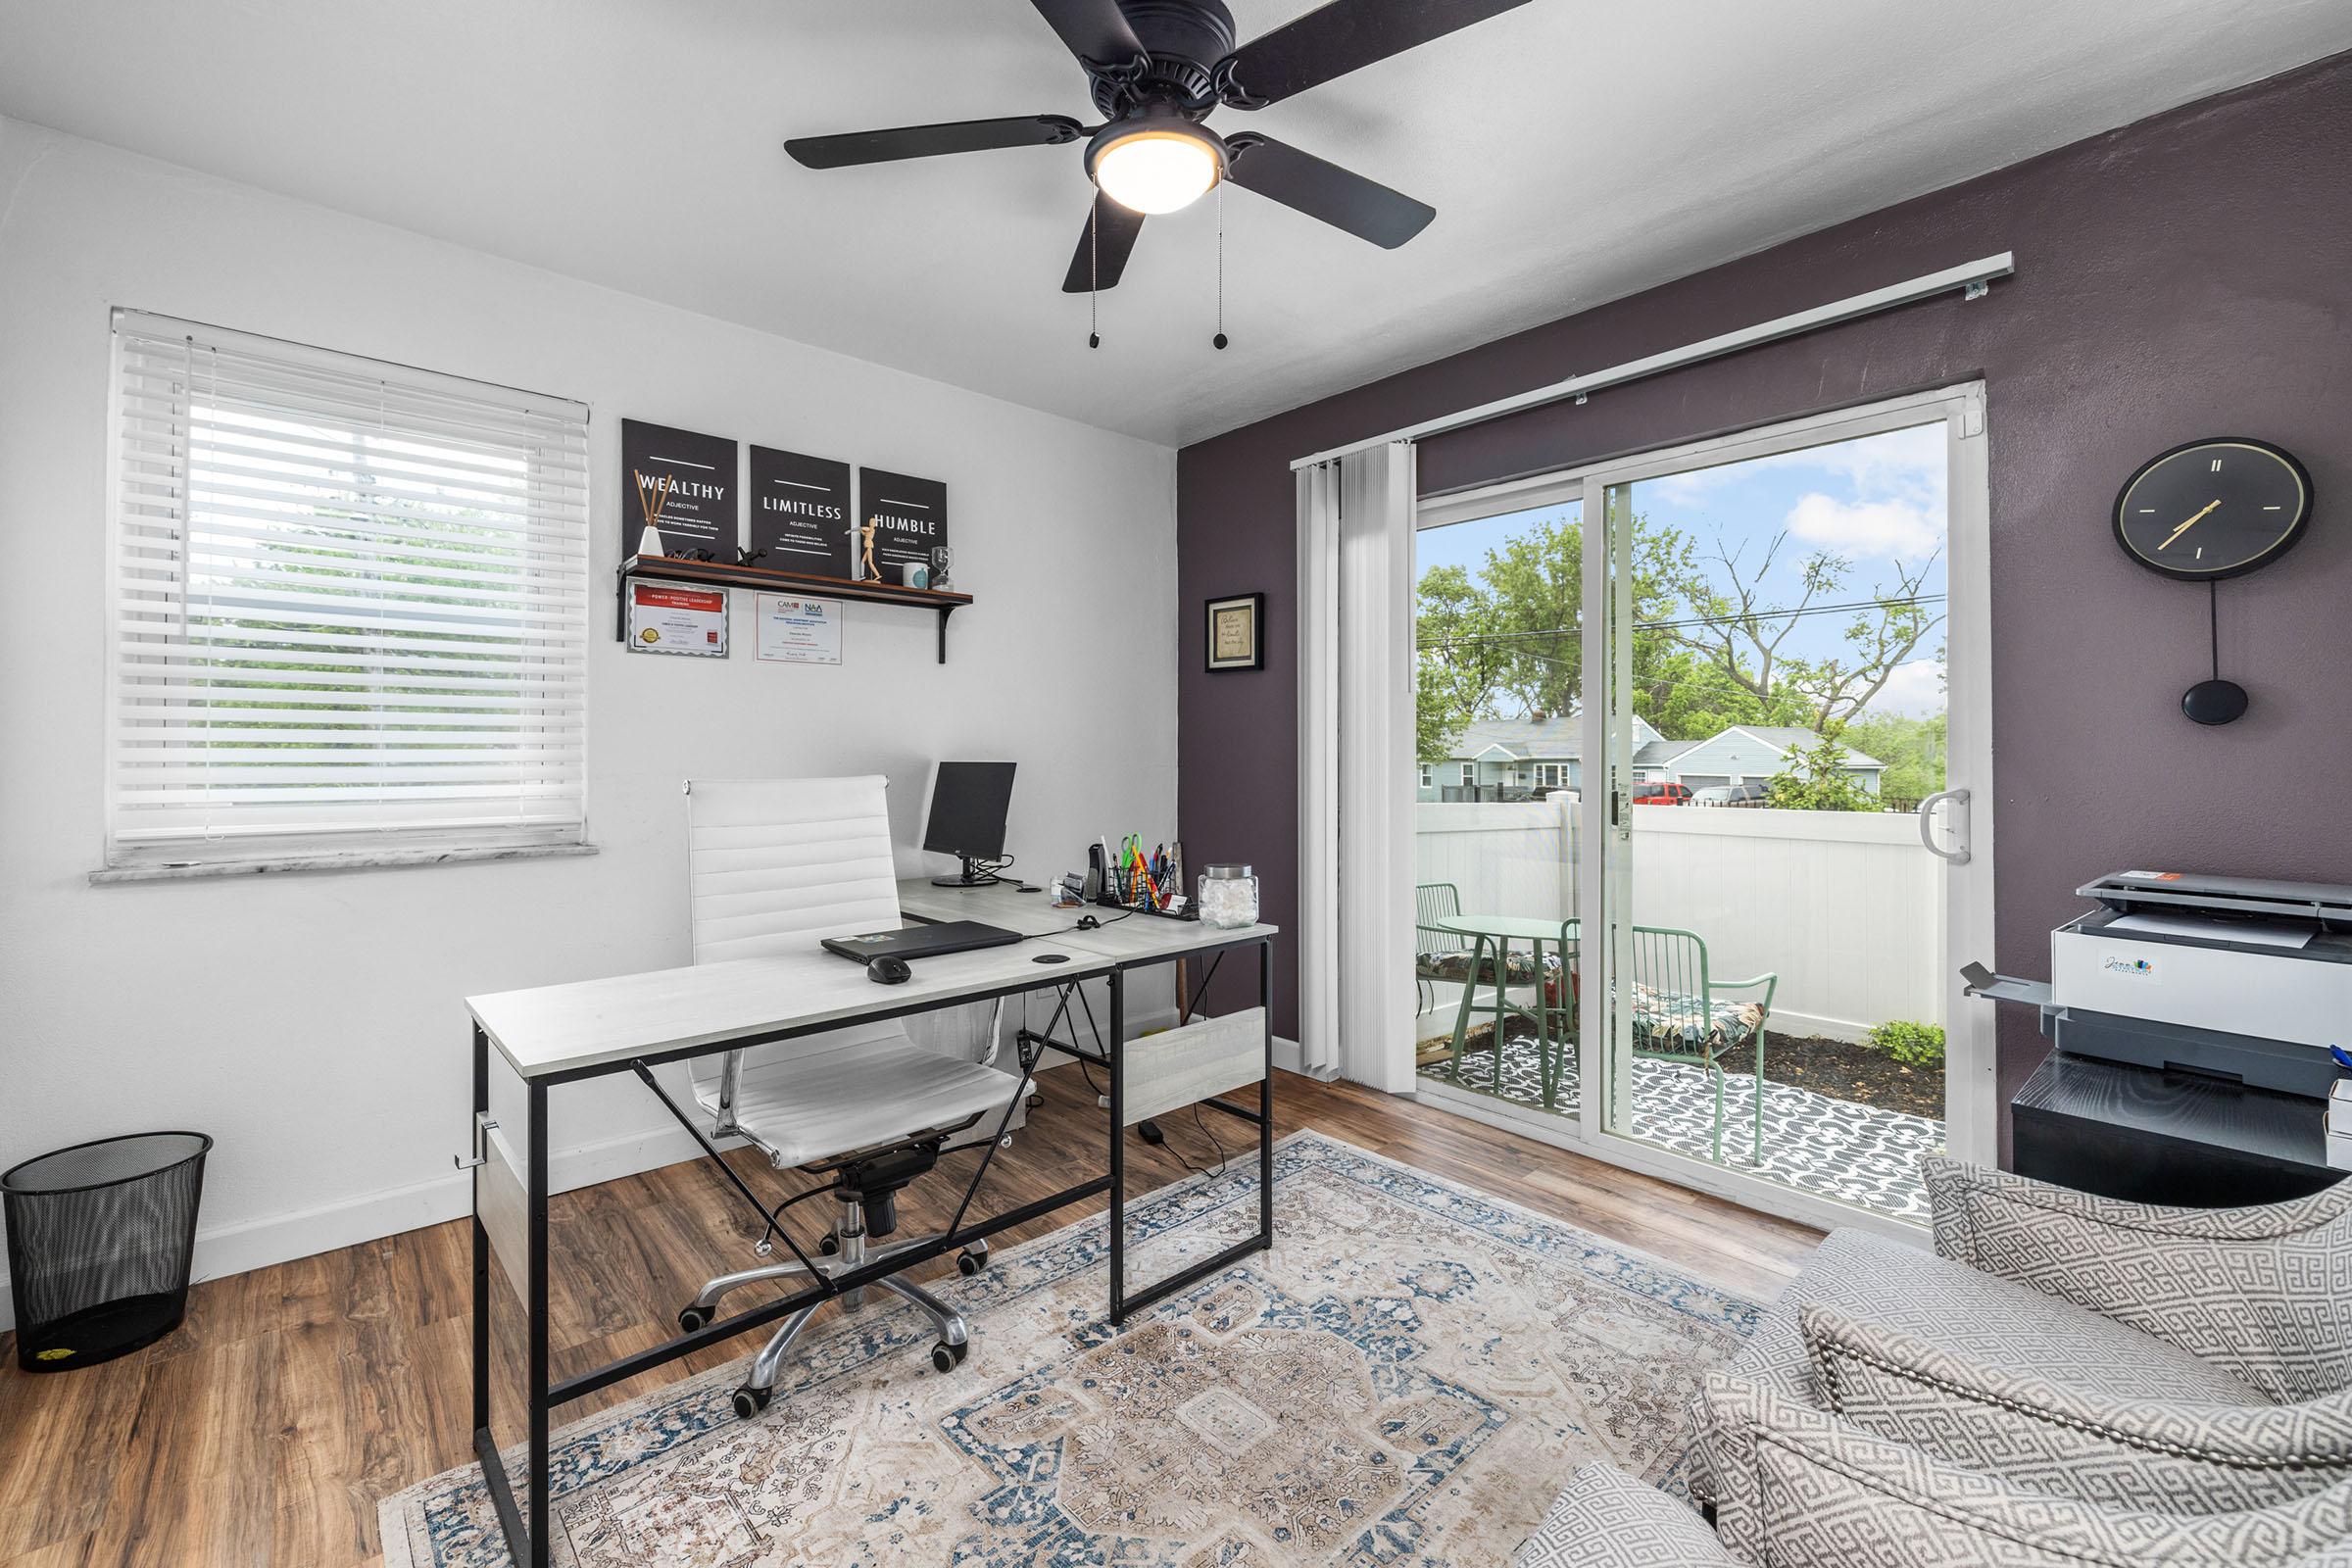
left=684, top=1196, right=989, bottom=1418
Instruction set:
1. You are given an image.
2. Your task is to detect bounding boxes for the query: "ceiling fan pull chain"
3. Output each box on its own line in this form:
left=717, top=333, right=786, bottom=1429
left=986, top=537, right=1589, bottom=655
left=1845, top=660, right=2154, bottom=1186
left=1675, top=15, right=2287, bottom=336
left=1212, top=181, right=1229, bottom=351
left=1088, top=198, right=1102, bottom=349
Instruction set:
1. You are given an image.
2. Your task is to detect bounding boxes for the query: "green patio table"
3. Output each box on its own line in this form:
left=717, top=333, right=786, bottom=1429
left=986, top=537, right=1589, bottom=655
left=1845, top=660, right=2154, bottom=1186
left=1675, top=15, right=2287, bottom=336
left=1432, top=913, right=1580, bottom=1109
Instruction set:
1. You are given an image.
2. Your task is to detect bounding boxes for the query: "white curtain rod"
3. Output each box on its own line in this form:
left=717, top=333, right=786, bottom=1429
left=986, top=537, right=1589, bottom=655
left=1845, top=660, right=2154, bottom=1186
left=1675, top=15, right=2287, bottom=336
left=1289, top=251, right=2015, bottom=470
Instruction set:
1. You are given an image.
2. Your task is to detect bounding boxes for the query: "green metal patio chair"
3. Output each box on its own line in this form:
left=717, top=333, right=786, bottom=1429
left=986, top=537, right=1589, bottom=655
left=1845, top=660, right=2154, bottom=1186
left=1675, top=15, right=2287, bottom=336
left=1414, top=882, right=1470, bottom=1016
left=1626, top=926, right=1777, bottom=1163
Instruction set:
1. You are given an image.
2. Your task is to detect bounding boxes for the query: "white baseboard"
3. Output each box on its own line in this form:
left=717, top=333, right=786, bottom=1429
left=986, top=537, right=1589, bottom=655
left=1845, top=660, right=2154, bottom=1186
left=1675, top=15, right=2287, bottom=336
left=0, top=1003, right=1245, bottom=1334
left=0, top=1119, right=728, bottom=1334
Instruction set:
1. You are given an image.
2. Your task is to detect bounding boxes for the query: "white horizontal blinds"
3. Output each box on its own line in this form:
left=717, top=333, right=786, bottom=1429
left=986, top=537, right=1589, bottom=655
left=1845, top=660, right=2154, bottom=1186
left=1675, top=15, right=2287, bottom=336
left=109, top=312, right=592, bottom=863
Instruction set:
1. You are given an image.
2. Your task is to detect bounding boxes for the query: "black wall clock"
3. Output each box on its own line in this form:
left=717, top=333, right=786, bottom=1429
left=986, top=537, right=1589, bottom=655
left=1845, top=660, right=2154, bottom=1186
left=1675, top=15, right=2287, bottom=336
left=2111, top=437, right=2313, bottom=725
left=2112, top=437, right=2311, bottom=580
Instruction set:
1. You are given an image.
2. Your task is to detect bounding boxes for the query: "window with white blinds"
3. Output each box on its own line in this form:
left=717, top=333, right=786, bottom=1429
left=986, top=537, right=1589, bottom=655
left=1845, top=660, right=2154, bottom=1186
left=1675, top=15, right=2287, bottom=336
left=106, top=311, right=591, bottom=869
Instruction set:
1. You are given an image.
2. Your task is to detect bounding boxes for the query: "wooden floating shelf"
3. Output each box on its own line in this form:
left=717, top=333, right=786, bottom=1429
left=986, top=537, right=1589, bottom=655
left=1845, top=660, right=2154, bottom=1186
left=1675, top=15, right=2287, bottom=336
left=615, top=554, right=972, bottom=662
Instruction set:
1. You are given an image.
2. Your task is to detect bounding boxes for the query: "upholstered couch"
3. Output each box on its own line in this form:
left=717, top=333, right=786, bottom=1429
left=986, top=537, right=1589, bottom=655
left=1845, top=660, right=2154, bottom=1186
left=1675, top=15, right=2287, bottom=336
left=1515, top=1155, right=2352, bottom=1567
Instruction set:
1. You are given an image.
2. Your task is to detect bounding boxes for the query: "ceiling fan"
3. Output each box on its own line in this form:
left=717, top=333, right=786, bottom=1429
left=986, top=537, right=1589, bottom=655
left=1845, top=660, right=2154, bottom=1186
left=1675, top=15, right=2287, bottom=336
left=784, top=0, right=1535, bottom=294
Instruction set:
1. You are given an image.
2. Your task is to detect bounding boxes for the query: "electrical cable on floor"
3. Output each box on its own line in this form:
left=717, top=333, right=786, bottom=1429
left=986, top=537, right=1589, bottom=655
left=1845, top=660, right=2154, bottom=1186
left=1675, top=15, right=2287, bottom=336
left=1192, top=1104, right=1230, bottom=1177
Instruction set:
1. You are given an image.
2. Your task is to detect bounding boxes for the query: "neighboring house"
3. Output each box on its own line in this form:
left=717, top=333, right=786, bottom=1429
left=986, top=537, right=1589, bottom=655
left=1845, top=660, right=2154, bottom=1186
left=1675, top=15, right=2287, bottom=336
left=1665, top=725, right=1886, bottom=795
left=1421, top=718, right=1884, bottom=801
left=1418, top=714, right=1687, bottom=801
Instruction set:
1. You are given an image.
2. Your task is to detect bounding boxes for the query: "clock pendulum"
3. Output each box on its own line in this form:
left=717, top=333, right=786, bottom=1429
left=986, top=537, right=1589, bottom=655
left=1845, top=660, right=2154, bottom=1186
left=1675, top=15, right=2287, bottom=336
left=2182, top=580, right=2247, bottom=726
left=2110, top=438, right=2313, bottom=728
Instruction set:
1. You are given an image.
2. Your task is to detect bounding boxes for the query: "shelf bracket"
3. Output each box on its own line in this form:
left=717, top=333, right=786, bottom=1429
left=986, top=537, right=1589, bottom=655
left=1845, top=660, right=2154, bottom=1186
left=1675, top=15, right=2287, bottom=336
left=937, top=606, right=952, bottom=664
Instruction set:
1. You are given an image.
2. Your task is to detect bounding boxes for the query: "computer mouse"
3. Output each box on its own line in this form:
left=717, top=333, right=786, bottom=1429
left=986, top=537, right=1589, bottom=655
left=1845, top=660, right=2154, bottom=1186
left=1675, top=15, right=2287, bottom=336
left=1075, top=915, right=1101, bottom=930
left=866, top=956, right=912, bottom=985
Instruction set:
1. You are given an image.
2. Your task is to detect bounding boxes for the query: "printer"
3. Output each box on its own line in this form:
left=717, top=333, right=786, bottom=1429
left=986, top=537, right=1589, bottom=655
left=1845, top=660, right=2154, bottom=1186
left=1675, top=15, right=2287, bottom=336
left=1969, top=869, right=2352, bottom=1100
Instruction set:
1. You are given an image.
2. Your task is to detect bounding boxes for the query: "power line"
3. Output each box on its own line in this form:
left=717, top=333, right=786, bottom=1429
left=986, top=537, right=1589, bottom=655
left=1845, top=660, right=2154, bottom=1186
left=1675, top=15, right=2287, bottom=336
left=1418, top=593, right=1945, bottom=653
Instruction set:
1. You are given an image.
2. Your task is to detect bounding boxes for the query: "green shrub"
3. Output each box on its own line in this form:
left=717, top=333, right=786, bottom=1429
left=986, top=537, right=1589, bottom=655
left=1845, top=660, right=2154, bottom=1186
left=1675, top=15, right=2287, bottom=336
left=1868, top=1019, right=1945, bottom=1067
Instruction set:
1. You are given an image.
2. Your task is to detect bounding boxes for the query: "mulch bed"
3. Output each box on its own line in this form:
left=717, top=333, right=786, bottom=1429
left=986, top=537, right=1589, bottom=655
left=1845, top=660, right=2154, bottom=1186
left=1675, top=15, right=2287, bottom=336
left=1757, top=1032, right=1943, bottom=1120
left=1420, top=1021, right=1944, bottom=1120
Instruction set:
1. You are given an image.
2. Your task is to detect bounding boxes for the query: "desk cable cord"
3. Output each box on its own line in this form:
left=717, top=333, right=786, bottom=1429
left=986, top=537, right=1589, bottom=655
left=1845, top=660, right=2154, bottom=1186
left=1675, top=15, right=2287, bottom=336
left=753, top=1182, right=837, bottom=1258
left=1172, top=1104, right=1232, bottom=1181
left=1019, top=907, right=1135, bottom=946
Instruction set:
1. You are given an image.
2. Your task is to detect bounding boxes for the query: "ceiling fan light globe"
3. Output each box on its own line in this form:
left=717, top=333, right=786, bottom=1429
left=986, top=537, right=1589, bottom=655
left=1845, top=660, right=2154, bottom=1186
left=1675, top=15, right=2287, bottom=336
left=1088, top=122, right=1224, bottom=216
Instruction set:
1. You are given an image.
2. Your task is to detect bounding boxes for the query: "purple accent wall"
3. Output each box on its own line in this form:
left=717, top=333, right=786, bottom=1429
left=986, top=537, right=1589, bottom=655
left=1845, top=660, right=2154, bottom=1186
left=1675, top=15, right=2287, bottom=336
left=1176, top=54, right=2352, bottom=1158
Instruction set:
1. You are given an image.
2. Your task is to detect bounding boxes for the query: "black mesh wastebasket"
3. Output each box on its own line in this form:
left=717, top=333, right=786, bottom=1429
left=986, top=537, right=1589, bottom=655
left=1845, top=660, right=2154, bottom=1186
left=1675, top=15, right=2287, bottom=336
left=3, top=1132, right=211, bottom=1372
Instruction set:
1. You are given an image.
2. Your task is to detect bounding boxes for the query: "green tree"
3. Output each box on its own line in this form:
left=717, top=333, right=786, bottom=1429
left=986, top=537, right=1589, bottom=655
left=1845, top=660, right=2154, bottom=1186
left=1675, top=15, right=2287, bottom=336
left=1414, top=563, right=1504, bottom=762
left=1763, top=734, right=1880, bottom=811
left=1414, top=511, right=1693, bottom=744
left=1414, top=511, right=1941, bottom=767
left=1838, top=711, right=1947, bottom=801
left=1650, top=528, right=1942, bottom=732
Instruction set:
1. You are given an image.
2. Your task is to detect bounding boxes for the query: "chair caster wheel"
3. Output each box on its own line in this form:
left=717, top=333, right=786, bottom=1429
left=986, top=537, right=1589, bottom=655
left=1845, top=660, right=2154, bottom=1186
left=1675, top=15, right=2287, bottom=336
left=956, top=1246, right=988, bottom=1276
left=818, top=1235, right=840, bottom=1255
left=930, top=1340, right=968, bottom=1373
left=730, top=1384, right=771, bottom=1419
left=678, top=1304, right=710, bottom=1333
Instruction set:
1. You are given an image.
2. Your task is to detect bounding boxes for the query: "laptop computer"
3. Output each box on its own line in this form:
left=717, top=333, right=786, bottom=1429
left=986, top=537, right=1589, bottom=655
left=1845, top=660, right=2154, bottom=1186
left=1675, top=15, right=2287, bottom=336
left=820, top=919, right=1022, bottom=964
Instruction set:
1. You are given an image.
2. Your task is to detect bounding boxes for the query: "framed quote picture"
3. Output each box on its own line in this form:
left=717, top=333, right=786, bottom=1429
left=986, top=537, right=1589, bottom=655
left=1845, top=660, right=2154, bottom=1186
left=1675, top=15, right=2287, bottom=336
left=619, top=418, right=737, bottom=565
left=1204, top=592, right=1264, bottom=673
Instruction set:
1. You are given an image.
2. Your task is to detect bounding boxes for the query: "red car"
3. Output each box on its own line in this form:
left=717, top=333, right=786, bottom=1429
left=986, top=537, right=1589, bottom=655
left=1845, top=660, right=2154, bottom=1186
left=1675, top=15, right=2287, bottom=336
left=1630, top=781, right=1691, bottom=807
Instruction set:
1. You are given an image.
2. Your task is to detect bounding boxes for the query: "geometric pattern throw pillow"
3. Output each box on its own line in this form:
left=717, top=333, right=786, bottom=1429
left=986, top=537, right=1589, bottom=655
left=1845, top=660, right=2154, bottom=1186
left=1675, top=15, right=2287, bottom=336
left=1923, top=1155, right=2352, bottom=1405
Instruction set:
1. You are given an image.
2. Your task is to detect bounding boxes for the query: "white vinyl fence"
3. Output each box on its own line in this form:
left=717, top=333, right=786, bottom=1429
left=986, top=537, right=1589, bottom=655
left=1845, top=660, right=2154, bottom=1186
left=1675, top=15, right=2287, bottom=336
left=1414, top=801, right=1944, bottom=1043
left=1415, top=801, right=1576, bottom=925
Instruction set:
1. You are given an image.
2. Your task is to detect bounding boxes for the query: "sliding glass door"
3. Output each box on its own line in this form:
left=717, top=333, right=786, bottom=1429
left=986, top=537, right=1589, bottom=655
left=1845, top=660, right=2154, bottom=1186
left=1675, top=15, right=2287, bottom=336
left=1409, top=494, right=1586, bottom=1123
left=1412, top=386, right=1993, bottom=1232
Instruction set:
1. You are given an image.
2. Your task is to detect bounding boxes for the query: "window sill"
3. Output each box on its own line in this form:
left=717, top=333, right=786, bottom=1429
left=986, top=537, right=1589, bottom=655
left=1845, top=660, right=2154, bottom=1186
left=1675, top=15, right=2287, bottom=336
left=90, top=842, right=599, bottom=885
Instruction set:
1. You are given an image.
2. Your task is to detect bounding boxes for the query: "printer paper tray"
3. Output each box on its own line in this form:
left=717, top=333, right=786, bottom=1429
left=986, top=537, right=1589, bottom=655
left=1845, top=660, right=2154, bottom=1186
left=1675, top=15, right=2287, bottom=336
left=1960, top=962, right=2050, bottom=1007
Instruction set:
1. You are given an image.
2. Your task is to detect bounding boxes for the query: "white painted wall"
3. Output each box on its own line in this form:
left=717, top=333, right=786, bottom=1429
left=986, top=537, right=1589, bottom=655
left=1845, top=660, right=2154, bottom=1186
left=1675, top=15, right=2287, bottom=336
left=0, top=119, right=1178, bottom=1314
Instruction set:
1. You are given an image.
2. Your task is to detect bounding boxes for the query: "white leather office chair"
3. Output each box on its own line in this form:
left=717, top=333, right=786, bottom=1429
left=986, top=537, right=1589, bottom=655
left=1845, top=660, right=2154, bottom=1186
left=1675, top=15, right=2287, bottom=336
left=678, top=775, right=1019, bottom=1418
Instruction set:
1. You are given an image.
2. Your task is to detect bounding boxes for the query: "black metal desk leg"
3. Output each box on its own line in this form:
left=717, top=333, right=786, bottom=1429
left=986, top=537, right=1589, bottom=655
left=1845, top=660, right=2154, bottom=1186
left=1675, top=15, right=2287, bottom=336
left=1107, top=969, right=1126, bottom=1324
left=470, top=1024, right=489, bottom=1434
left=1258, top=938, right=1274, bottom=1247
left=526, top=1078, right=551, bottom=1567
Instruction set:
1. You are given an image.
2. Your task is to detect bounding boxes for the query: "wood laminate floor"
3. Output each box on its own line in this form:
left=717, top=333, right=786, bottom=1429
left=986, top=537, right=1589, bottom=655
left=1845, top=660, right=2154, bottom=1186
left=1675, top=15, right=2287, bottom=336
left=0, top=1066, right=1820, bottom=1568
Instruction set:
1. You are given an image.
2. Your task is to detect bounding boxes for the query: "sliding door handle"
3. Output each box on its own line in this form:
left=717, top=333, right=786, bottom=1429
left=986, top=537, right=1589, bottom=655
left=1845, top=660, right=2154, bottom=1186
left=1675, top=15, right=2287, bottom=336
left=1916, top=787, right=1971, bottom=865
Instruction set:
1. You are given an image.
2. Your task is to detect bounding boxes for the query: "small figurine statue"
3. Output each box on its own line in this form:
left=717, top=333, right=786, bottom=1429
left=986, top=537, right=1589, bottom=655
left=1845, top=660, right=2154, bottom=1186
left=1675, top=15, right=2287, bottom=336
left=855, top=516, right=881, bottom=581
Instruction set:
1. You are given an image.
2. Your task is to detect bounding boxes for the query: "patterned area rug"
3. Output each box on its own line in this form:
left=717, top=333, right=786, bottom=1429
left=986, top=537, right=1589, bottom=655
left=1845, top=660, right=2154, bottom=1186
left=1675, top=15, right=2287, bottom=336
left=1422, top=1036, right=1943, bottom=1222
left=380, top=1131, right=1759, bottom=1567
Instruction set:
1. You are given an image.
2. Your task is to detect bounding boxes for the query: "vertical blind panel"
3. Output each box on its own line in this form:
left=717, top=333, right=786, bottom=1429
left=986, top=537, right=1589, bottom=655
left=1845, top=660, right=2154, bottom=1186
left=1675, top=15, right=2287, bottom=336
left=109, top=314, right=593, bottom=859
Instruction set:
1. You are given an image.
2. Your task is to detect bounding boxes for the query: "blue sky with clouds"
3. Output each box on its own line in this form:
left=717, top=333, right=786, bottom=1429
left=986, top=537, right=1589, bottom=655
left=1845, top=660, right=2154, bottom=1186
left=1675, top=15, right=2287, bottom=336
left=1416, top=422, right=1948, bottom=718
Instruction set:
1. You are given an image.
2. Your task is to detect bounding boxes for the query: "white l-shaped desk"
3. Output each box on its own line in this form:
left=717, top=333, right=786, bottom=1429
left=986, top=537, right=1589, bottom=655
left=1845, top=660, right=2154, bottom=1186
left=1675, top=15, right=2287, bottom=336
left=462, top=888, right=1277, bottom=1567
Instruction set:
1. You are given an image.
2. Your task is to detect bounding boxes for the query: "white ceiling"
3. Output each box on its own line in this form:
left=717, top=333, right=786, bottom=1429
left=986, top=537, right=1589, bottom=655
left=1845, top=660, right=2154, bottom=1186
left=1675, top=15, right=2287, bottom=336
left=2, top=1, right=2343, bottom=447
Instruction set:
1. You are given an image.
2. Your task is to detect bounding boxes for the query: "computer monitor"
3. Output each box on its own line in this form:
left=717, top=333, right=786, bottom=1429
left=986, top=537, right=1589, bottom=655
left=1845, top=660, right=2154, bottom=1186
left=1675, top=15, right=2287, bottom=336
left=923, top=761, right=1016, bottom=888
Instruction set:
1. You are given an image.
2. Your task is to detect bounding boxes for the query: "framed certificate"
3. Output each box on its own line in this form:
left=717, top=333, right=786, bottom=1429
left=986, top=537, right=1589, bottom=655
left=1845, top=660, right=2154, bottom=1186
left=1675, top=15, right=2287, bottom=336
left=1204, top=592, right=1264, bottom=673
left=755, top=593, right=843, bottom=664
left=626, top=582, right=728, bottom=657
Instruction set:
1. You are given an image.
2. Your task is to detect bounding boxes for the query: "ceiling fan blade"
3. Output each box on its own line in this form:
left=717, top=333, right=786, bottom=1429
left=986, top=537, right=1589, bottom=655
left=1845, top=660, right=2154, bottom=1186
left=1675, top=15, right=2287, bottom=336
left=786, top=115, right=1084, bottom=170
left=1027, top=0, right=1146, bottom=64
left=1219, top=0, right=1535, bottom=106
left=1061, top=194, right=1147, bottom=292
left=1225, top=134, right=1434, bottom=248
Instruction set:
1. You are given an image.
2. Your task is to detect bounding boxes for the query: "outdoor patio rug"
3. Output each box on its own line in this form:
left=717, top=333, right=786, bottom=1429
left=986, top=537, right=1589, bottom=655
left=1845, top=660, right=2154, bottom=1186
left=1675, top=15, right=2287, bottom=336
left=379, top=1130, right=1760, bottom=1567
left=1420, top=1036, right=1943, bottom=1221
